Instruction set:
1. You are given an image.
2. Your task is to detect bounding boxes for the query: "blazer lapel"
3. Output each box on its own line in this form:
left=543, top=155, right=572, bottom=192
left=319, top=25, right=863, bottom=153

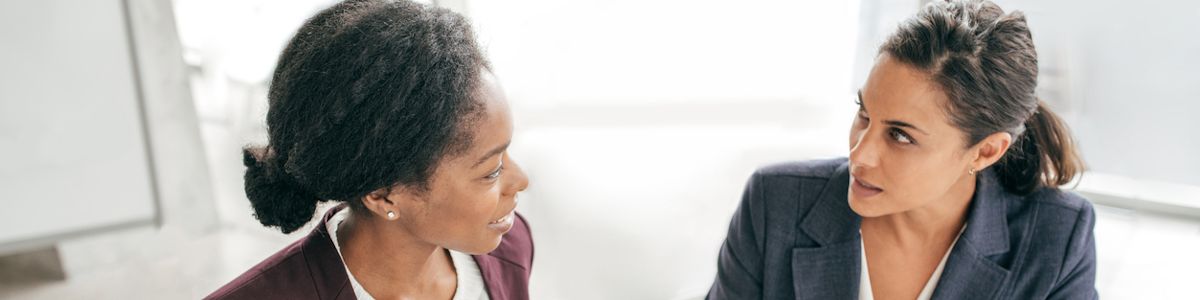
left=929, top=240, right=1009, bottom=300
left=791, top=238, right=861, bottom=299
left=931, top=170, right=1014, bottom=300
left=473, top=212, right=534, bottom=300
left=474, top=246, right=532, bottom=300
left=474, top=255, right=506, bottom=300
left=305, top=204, right=356, bottom=300
left=793, top=163, right=862, bottom=299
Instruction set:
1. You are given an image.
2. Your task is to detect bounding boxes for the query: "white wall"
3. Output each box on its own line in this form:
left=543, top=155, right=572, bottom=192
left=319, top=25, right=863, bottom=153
left=997, top=0, right=1200, bottom=187
left=0, top=0, right=158, bottom=253
left=467, top=1, right=863, bottom=298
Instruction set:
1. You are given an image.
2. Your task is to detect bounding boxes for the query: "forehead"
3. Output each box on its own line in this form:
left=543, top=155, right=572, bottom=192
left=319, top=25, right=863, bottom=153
left=457, top=74, right=512, bottom=157
left=862, top=54, right=952, bottom=127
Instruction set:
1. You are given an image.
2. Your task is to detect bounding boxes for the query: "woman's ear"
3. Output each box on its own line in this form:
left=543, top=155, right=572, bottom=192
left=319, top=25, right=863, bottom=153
left=361, top=186, right=416, bottom=220
left=971, top=131, right=1013, bottom=172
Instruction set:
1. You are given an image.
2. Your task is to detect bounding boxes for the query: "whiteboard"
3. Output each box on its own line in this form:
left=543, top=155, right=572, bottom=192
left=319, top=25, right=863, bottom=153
left=0, top=0, right=158, bottom=249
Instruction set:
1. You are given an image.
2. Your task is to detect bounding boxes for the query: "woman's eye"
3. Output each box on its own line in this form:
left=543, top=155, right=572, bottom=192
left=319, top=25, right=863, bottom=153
left=889, top=128, right=914, bottom=144
left=485, top=163, right=504, bottom=180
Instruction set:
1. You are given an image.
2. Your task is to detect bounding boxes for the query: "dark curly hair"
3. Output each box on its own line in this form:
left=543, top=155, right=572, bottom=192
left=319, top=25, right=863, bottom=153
left=243, top=0, right=490, bottom=234
left=881, top=0, right=1084, bottom=195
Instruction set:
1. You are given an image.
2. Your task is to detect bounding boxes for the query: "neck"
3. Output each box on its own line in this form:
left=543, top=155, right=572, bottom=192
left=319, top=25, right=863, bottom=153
left=337, top=210, right=457, bottom=298
left=863, top=174, right=975, bottom=248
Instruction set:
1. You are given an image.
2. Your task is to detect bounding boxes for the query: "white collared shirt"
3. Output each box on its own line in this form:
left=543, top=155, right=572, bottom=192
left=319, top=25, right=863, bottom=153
left=859, top=227, right=964, bottom=300
left=326, top=207, right=490, bottom=300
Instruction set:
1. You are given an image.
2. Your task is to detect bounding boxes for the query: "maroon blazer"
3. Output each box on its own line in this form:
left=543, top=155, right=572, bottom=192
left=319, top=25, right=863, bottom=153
left=206, top=204, right=534, bottom=300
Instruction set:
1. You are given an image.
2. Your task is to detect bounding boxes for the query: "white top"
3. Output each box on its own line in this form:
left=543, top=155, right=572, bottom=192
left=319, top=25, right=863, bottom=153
left=326, top=208, right=490, bottom=300
left=858, top=227, right=964, bottom=300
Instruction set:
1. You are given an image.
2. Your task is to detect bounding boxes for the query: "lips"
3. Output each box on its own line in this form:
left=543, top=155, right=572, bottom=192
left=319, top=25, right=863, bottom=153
left=850, top=176, right=884, bottom=197
left=487, top=210, right=516, bottom=233
left=488, top=198, right=519, bottom=232
left=856, top=177, right=882, bottom=190
left=489, top=212, right=513, bottom=225
left=490, top=198, right=518, bottom=225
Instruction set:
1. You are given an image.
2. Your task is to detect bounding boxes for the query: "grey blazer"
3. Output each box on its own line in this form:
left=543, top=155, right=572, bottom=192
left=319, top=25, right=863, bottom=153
left=707, top=158, right=1098, bottom=299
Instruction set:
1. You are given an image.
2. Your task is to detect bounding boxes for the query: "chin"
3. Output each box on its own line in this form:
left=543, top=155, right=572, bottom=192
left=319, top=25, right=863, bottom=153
left=848, top=195, right=888, bottom=218
left=456, top=236, right=504, bottom=255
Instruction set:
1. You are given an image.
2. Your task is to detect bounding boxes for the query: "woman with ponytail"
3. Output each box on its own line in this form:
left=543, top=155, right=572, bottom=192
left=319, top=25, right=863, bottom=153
left=708, top=0, right=1096, bottom=299
left=208, top=1, right=531, bottom=299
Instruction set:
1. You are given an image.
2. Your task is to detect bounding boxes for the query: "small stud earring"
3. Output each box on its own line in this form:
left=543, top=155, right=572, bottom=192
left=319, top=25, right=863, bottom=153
left=386, top=211, right=396, bottom=220
left=968, top=168, right=977, bottom=176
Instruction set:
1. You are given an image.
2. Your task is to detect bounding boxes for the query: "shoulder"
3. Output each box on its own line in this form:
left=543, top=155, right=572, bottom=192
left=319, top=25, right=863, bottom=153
left=753, top=157, right=848, bottom=180
left=205, top=235, right=324, bottom=299
left=1016, top=187, right=1097, bottom=237
left=1003, top=186, right=1098, bottom=291
left=1026, top=187, right=1094, bottom=216
left=743, top=157, right=849, bottom=209
left=732, top=158, right=851, bottom=236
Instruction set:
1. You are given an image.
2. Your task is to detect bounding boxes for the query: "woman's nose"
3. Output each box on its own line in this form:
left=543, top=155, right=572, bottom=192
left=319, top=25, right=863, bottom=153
left=848, top=130, right=880, bottom=170
left=504, top=156, right=529, bottom=195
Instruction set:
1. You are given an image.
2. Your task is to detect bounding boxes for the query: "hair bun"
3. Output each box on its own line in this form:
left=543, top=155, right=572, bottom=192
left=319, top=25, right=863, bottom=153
left=242, top=147, right=321, bottom=234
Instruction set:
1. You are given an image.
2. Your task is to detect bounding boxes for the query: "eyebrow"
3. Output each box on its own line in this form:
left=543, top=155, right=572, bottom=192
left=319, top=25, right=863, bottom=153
left=858, top=89, right=930, bottom=136
left=884, top=120, right=929, bottom=136
left=472, top=141, right=510, bottom=168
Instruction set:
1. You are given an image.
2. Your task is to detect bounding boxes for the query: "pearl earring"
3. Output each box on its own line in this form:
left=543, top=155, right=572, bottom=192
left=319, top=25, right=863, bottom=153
left=386, top=211, right=396, bottom=220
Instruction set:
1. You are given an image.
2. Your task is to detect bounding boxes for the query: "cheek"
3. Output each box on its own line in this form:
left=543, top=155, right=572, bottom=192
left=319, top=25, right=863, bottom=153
left=882, top=150, right=961, bottom=205
left=440, top=184, right=502, bottom=223
left=885, top=169, right=930, bottom=206
left=414, top=186, right=506, bottom=253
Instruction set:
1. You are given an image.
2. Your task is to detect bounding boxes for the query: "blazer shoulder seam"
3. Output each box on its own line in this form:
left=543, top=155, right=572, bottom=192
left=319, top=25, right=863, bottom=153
left=211, top=247, right=307, bottom=299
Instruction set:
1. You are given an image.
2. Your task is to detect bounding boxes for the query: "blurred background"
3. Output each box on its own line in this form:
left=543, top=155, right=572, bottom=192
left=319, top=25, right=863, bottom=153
left=1, top=0, right=1198, bottom=299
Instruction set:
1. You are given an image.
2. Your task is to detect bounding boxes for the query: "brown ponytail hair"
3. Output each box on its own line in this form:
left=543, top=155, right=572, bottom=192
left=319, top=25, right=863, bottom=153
left=881, top=0, right=1084, bottom=195
left=993, top=101, right=1084, bottom=194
